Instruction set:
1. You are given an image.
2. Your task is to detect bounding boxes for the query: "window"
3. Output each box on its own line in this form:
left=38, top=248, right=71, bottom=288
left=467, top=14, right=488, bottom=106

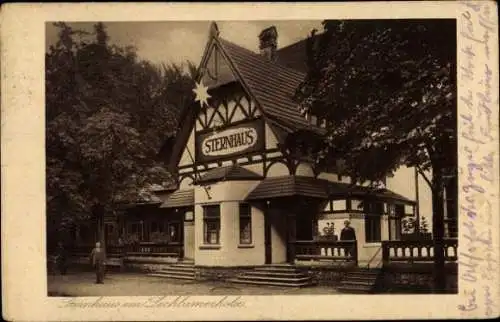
left=364, top=202, right=383, bottom=243
left=203, top=205, right=220, bottom=244
left=389, top=204, right=403, bottom=240
left=239, top=203, right=252, bottom=244
left=168, top=222, right=181, bottom=243
left=365, top=215, right=382, bottom=242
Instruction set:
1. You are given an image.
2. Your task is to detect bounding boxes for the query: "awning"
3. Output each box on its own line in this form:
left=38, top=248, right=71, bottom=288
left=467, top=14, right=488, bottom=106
left=245, top=175, right=328, bottom=200
left=196, top=164, right=262, bottom=184
left=160, top=189, right=195, bottom=209
left=245, top=175, right=415, bottom=204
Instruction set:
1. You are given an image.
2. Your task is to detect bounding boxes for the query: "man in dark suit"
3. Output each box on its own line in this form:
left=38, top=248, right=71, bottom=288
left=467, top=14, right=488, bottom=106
left=340, top=220, right=357, bottom=258
left=90, top=242, right=106, bottom=284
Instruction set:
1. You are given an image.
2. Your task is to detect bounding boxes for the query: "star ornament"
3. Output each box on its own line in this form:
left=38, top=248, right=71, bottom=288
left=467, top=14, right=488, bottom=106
left=193, top=81, right=211, bottom=108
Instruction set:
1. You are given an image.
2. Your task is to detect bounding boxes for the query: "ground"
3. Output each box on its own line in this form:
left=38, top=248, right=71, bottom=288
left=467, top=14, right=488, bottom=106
left=48, top=272, right=339, bottom=296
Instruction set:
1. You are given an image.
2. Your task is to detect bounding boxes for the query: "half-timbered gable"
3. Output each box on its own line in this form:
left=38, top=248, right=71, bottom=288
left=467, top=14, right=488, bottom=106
left=170, top=23, right=328, bottom=188
left=103, top=22, right=438, bottom=273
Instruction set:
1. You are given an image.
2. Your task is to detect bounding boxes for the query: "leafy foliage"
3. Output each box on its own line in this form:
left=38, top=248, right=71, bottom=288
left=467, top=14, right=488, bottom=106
left=295, top=20, right=456, bottom=187
left=295, top=19, right=456, bottom=292
left=46, top=22, right=196, bottom=243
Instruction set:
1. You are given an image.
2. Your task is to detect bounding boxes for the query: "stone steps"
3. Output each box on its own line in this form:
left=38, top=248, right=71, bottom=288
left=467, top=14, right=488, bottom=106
left=227, top=278, right=313, bottom=288
left=228, top=265, right=315, bottom=288
left=337, top=269, right=381, bottom=294
left=149, top=273, right=194, bottom=280
left=147, top=261, right=195, bottom=281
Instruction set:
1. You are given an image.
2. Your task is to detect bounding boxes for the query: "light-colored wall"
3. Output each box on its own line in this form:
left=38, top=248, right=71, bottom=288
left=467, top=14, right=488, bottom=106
left=193, top=202, right=265, bottom=266
left=417, top=169, right=433, bottom=232
left=387, top=166, right=433, bottom=232
left=178, top=130, right=195, bottom=167
left=386, top=166, right=416, bottom=201
left=266, top=162, right=289, bottom=177
left=317, top=213, right=350, bottom=238
left=351, top=199, right=363, bottom=211
left=179, top=176, right=194, bottom=190
left=242, top=163, right=264, bottom=176
left=295, top=163, right=314, bottom=177
left=269, top=209, right=288, bottom=263
left=265, top=123, right=279, bottom=150
left=227, top=99, right=246, bottom=123
left=193, top=180, right=265, bottom=266
left=183, top=220, right=195, bottom=260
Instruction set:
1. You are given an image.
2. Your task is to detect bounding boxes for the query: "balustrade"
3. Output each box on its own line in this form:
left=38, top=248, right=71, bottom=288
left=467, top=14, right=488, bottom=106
left=72, top=242, right=183, bottom=258
left=382, top=238, right=458, bottom=264
left=124, top=242, right=183, bottom=257
left=294, top=240, right=357, bottom=262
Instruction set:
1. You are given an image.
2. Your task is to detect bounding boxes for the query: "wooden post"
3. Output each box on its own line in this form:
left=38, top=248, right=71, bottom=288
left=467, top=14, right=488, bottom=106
left=382, top=241, right=389, bottom=266
left=287, top=210, right=297, bottom=264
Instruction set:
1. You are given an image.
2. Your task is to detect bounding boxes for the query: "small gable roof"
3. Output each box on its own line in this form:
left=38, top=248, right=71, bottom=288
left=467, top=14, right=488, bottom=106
left=160, top=189, right=195, bottom=209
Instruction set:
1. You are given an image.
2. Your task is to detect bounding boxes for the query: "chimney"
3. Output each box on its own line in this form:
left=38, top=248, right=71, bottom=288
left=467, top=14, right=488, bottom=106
left=258, top=26, right=278, bottom=61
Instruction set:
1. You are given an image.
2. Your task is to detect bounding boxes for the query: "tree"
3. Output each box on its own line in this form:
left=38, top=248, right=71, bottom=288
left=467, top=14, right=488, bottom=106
left=295, top=20, right=456, bottom=292
left=46, top=22, right=196, bottom=250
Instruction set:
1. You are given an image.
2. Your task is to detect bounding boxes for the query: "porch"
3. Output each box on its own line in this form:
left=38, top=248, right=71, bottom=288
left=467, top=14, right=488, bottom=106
left=291, top=238, right=458, bottom=267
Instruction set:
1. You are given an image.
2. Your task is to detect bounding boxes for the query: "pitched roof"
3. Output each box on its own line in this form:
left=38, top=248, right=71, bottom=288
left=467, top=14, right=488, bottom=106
left=196, top=164, right=262, bottom=184
left=160, top=189, right=194, bottom=209
left=218, top=38, right=324, bottom=135
left=246, top=175, right=328, bottom=200
left=246, top=175, right=415, bottom=204
left=158, top=27, right=324, bottom=168
left=275, top=38, right=309, bottom=73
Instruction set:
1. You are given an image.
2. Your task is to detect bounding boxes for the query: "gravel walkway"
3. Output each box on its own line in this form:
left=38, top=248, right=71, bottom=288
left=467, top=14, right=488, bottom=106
left=48, top=272, right=339, bottom=296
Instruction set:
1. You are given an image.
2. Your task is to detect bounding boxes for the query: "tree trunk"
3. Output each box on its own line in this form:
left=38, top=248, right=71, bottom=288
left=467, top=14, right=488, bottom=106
left=431, top=173, right=446, bottom=293
left=445, top=174, right=458, bottom=238
left=93, top=204, right=106, bottom=248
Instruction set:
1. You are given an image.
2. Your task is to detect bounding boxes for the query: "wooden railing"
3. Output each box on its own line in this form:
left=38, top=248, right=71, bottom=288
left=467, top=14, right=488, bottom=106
left=382, top=238, right=458, bottom=264
left=294, top=240, right=357, bottom=263
left=71, top=242, right=183, bottom=258
left=123, top=242, right=183, bottom=258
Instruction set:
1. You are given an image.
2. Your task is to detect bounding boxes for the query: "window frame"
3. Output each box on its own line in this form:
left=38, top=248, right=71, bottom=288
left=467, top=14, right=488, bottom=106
left=239, top=203, right=252, bottom=245
left=203, top=205, right=221, bottom=245
left=167, top=221, right=182, bottom=243
left=364, top=202, right=383, bottom=243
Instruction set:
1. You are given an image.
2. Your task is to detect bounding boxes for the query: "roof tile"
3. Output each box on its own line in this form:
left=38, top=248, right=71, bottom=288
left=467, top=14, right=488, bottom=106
left=160, top=189, right=194, bottom=208
left=218, top=38, right=324, bottom=135
left=246, top=175, right=415, bottom=204
left=196, top=165, right=262, bottom=184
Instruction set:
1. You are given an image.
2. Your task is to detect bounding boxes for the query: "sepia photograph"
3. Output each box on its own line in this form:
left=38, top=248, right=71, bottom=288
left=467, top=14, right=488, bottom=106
left=2, top=2, right=498, bottom=321
left=45, top=18, right=459, bottom=297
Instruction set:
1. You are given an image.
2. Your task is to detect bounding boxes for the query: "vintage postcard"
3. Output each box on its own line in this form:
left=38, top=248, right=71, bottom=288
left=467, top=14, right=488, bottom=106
left=1, top=1, right=499, bottom=321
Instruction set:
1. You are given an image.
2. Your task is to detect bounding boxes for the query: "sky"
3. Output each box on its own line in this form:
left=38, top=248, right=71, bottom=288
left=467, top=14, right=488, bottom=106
left=45, top=21, right=323, bottom=66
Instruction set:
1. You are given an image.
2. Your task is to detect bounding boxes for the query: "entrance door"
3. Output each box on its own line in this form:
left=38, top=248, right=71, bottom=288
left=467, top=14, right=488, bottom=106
left=264, top=210, right=272, bottom=264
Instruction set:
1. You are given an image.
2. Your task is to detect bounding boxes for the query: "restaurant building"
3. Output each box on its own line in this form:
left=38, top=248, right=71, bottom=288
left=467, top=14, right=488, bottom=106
left=72, top=23, right=458, bottom=290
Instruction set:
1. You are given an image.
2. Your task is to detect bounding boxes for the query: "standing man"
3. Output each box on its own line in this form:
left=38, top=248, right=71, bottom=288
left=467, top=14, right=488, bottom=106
left=340, top=220, right=357, bottom=258
left=89, top=242, right=106, bottom=284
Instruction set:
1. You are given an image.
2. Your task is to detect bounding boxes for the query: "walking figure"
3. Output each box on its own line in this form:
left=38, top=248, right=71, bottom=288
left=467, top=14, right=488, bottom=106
left=89, top=242, right=106, bottom=284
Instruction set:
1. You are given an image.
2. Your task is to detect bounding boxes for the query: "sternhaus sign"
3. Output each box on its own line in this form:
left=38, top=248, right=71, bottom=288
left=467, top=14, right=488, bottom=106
left=196, top=120, right=264, bottom=162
